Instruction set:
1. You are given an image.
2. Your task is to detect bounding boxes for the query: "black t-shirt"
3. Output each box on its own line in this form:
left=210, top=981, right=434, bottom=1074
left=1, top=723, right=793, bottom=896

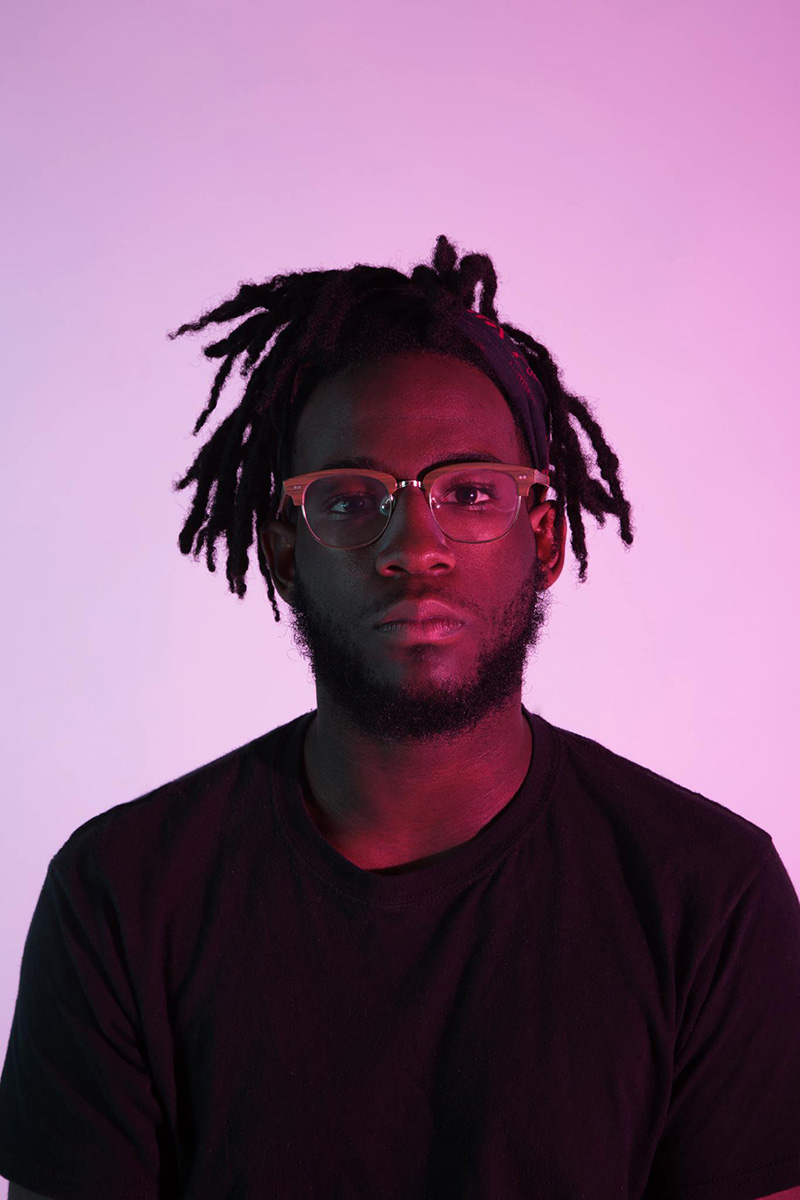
left=1, top=706, right=799, bottom=1200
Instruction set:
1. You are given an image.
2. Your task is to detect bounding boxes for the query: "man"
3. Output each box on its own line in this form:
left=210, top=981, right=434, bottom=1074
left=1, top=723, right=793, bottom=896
left=1, top=236, right=799, bottom=1198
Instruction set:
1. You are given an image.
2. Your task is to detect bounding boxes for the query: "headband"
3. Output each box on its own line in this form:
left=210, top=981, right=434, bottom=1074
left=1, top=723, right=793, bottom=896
left=450, top=309, right=552, bottom=472
left=284, top=308, right=552, bottom=475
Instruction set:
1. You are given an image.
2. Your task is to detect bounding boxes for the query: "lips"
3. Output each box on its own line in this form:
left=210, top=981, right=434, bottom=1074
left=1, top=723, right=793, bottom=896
left=374, top=599, right=466, bottom=626
left=376, top=618, right=465, bottom=644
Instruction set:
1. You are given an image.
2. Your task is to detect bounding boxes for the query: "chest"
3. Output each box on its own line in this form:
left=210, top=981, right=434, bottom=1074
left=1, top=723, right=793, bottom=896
left=158, top=888, right=672, bottom=1198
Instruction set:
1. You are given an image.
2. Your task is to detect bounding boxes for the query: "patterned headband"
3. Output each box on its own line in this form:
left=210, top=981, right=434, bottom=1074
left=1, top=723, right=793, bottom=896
left=284, top=308, right=552, bottom=474
left=450, top=309, right=552, bottom=473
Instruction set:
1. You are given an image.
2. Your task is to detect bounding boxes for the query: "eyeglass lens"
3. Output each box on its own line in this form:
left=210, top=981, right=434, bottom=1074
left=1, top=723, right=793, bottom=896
left=303, top=468, right=520, bottom=548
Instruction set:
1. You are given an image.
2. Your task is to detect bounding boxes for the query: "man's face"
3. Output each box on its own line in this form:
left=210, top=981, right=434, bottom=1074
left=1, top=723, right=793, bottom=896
left=260, top=352, right=565, bottom=744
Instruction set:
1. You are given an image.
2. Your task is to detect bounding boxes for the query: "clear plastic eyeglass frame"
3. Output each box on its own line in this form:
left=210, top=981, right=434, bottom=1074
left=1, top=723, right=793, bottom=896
left=277, top=462, right=552, bottom=549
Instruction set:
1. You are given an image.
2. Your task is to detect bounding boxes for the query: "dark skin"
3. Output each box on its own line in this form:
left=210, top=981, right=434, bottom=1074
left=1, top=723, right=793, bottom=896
left=260, top=352, right=567, bottom=873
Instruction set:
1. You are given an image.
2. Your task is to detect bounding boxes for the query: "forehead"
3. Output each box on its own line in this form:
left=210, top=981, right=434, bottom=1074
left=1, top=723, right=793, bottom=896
left=292, top=352, right=529, bottom=474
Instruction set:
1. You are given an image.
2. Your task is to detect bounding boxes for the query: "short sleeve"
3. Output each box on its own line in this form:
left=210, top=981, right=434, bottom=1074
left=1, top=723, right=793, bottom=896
left=643, top=839, right=800, bottom=1200
left=0, top=853, right=165, bottom=1199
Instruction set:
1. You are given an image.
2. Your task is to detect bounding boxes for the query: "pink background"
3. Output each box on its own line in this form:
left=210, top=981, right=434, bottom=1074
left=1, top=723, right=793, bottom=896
left=2, top=0, right=798, bottom=1062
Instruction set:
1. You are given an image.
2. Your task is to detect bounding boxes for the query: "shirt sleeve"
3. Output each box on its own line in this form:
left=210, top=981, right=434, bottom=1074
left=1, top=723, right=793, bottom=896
left=0, top=851, right=166, bottom=1200
left=643, top=838, right=800, bottom=1200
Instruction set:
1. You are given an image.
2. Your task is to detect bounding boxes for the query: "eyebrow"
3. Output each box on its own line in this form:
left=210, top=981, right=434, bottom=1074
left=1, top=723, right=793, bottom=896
left=315, top=452, right=506, bottom=474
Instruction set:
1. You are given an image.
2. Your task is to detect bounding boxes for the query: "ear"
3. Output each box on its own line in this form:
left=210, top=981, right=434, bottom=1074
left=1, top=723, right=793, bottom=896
left=528, top=500, right=567, bottom=588
left=259, top=518, right=298, bottom=606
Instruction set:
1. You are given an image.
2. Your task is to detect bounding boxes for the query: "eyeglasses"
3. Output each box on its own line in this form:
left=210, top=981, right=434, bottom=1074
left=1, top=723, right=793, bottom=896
left=277, top=462, right=551, bottom=549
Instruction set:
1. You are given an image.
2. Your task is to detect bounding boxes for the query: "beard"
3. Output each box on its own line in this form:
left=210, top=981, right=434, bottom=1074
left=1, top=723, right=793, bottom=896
left=284, top=548, right=553, bottom=746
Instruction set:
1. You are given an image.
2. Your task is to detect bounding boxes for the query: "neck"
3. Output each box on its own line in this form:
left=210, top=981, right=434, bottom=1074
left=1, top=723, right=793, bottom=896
left=301, top=694, right=533, bottom=868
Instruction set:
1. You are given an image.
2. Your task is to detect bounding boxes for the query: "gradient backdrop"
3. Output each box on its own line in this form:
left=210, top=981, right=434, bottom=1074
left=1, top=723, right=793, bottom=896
left=2, top=0, right=799, bottom=1072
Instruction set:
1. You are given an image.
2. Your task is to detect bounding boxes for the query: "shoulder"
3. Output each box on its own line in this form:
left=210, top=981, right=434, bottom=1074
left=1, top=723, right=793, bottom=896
left=46, top=710, right=314, bottom=886
left=543, top=715, right=775, bottom=909
left=552, top=716, right=772, bottom=846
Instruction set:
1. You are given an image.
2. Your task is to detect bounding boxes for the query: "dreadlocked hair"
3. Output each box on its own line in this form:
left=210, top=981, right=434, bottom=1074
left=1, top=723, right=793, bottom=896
left=167, top=234, right=635, bottom=623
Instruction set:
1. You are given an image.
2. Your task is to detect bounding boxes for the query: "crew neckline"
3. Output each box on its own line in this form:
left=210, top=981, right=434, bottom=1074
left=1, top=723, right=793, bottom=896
left=268, top=705, right=561, bottom=905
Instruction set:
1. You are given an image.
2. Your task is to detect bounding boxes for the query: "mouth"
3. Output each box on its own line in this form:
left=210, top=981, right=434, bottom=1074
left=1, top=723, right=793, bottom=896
left=374, top=618, right=466, bottom=644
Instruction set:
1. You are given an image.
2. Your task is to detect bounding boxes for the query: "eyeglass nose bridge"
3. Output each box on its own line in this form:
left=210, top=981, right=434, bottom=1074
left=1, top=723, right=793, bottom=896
left=392, top=478, right=425, bottom=501
left=380, top=476, right=453, bottom=529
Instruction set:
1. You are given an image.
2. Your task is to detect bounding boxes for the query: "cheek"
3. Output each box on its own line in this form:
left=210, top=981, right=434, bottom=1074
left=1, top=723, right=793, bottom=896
left=298, top=548, right=365, bottom=606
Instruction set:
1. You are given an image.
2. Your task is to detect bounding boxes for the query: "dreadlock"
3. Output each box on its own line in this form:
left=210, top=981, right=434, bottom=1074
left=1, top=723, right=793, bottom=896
left=167, top=235, right=635, bottom=623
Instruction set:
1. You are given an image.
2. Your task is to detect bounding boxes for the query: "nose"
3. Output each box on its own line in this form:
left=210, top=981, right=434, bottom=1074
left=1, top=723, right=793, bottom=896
left=373, top=482, right=457, bottom=575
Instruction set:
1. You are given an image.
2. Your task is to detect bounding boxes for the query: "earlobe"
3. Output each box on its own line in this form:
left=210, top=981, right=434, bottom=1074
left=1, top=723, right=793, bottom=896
left=529, top=501, right=566, bottom=581
left=552, top=509, right=568, bottom=574
left=259, top=518, right=297, bottom=602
